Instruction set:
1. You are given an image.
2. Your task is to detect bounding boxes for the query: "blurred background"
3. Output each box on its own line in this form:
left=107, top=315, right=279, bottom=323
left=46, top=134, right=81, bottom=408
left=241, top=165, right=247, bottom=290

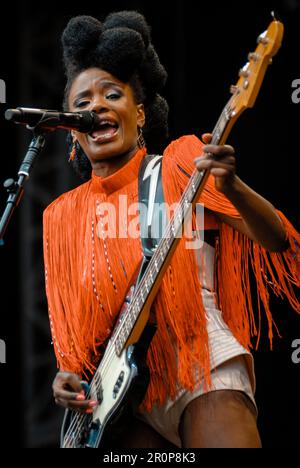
left=0, top=0, right=299, bottom=448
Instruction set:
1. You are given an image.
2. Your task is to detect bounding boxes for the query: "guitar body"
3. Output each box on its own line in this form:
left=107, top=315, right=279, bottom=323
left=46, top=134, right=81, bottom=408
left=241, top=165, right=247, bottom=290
left=61, top=320, right=156, bottom=448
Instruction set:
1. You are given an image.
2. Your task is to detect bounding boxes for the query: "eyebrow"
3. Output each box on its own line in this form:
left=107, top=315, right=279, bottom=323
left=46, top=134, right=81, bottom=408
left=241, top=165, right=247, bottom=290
left=72, top=80, right=124, bottom=104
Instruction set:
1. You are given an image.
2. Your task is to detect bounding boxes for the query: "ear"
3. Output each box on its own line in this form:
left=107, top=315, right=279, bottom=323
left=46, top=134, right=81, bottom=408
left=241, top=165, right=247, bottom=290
left=136, top=103, right=145, bottom=129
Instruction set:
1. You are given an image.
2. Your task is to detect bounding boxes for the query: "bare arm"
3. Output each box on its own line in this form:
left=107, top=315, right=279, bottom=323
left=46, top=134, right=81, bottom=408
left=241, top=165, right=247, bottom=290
left=214, top=176, right=287, bottom=251
left=194, top=134, right=288, bottom=252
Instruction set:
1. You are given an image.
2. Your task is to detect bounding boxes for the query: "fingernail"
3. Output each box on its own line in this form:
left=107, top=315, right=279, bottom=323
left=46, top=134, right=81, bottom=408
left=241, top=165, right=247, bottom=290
left=88, top=400, right=98, bottom=407
left=76, top=394, right=85, bottom=401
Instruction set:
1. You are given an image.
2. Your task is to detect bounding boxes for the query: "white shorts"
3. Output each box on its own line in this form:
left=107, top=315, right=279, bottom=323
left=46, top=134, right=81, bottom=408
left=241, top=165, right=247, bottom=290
left=138, top=288, right=257, bottom=447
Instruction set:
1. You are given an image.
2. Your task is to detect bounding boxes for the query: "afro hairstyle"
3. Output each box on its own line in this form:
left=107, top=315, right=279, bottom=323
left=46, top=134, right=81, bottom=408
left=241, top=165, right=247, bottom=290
left=61, top=11, right=169, bottom=181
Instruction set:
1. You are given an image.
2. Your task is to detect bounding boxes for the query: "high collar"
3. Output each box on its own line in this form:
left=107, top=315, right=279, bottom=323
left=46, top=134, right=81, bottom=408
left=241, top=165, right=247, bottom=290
left=90, top=147, right=147, bottom=196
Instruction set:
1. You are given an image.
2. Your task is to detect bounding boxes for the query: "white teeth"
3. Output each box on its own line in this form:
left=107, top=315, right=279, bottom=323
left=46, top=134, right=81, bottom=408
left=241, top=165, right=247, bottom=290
left=100, top=120, right=116, bottom=127
left=90, top=127, right=118, bottom=141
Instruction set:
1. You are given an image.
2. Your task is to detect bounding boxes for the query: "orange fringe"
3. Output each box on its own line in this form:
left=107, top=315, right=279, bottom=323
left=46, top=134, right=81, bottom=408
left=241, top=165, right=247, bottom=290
left=43, top=135, right=300, bottom=411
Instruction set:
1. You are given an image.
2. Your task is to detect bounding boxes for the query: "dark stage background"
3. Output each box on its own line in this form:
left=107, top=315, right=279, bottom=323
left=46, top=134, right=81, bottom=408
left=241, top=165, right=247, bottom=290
left=0, top=0, right=299, bottom=448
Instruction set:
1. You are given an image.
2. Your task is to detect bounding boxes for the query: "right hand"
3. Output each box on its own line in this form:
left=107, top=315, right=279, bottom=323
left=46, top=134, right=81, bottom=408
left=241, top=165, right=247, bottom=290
left=52, top=371, right=99, bottom=414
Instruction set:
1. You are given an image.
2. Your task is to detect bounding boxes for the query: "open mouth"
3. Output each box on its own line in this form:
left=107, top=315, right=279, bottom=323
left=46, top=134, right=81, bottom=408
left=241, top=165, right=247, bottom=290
left=89, top=120, right=119, bottom=142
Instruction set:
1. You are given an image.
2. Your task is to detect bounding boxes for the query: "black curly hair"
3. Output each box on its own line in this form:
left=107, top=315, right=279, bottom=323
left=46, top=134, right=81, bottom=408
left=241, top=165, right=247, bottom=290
left=61, top=11, right=169, bottom=181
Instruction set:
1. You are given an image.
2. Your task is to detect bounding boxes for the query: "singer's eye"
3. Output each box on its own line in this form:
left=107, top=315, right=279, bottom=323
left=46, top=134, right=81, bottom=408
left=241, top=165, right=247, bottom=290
left=75, top=100, right=90, bottom=108
left=106, top=92, right=121, bottom=100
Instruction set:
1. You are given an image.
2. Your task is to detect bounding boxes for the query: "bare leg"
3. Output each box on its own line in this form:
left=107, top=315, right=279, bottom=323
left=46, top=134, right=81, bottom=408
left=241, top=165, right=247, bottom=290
left=179, top=390, right=261, bottom=448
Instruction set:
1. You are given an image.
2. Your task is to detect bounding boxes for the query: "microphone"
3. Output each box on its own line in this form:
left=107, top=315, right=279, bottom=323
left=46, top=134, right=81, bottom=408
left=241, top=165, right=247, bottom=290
left=4, top=107, right=99, bottom=133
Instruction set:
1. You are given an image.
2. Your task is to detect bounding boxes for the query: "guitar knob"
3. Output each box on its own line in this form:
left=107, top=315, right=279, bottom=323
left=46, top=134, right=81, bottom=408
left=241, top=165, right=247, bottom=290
left=230, top=85, right=239, bottom=94
left=239, top=68, right=250, bottom=78
left=248, top=52, right=260, bottom=62
left=257, top=33, right=269, bottom=45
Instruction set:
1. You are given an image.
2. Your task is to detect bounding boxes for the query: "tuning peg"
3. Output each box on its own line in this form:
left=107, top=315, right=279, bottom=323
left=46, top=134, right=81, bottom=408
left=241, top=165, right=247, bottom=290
left=230, top=85, right=239, bottom=94
left=271, top=10, right=281, bottom=21
left=239, top=66, right=250, bottom=78
left=257, top=32, right=269, bottom=45
left=248, top=52, right=260, bottom=62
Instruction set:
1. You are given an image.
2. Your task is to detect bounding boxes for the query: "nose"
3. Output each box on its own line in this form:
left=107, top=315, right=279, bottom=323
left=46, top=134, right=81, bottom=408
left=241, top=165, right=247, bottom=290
left=90, top=95, right=109, bottom=114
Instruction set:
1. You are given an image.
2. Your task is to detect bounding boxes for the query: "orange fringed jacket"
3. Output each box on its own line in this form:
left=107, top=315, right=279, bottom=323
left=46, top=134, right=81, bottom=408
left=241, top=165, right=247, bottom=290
left=43, top=135, right=300, bottom=411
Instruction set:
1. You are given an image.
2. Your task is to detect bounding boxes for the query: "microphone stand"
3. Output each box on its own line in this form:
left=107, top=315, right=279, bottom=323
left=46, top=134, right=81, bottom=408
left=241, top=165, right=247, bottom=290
left=0, top=125, right=49, bottom=244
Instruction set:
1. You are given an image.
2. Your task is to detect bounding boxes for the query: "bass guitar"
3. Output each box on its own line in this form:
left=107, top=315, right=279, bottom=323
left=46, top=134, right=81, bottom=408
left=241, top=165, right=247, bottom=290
left=61, top=17, right=284, bottom=448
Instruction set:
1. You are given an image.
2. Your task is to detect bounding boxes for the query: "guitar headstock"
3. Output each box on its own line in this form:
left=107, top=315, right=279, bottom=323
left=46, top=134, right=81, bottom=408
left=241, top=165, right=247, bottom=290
left=229, top=19, right=284, bottom=119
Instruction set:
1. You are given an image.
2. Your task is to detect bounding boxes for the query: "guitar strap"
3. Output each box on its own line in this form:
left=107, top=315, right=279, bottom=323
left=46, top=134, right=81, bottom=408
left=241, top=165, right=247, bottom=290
left=137, top=154, right=167, bottom=285
left=138, top=154, right=166, bottom=255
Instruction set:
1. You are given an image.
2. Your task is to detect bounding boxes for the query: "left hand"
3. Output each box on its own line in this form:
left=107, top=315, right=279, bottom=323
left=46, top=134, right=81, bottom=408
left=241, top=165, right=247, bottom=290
left=194, top=133, right=237, bottom=193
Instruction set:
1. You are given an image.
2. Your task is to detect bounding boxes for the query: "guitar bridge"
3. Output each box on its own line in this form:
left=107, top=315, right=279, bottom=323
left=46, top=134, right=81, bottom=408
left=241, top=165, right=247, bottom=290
left=85, top=419, right=101, bottom=449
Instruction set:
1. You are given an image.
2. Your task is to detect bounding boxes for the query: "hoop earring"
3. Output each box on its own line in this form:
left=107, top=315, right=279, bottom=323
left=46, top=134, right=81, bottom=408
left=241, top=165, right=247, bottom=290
left=137, top=127, right=146, bottom=149
left=69, top=141, right=79, bottom=162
